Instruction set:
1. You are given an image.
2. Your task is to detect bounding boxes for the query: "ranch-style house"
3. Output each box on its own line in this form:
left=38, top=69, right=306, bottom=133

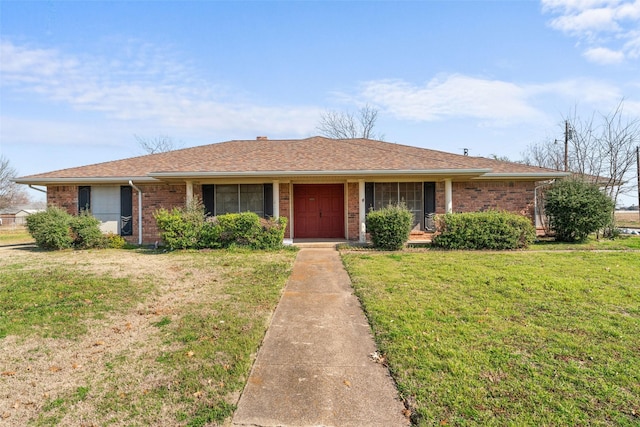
left=15, top=136, right=568, bottom=245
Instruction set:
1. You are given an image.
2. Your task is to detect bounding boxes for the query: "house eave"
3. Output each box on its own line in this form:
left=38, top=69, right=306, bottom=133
left=147, top=168, right=494, bottom=180
left=475, top=172, right=571, bottom=180
left=13, top=177, right=159, bottom=185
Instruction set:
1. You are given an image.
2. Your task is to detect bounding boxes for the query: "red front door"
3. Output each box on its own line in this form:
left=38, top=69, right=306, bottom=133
left=293, top=184, right=344, bottom=238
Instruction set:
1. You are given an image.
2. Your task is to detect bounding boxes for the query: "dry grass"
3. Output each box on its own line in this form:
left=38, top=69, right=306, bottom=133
left=615, top=210, right=640, bottom=227
left=0, top=247, right=296, bottom=426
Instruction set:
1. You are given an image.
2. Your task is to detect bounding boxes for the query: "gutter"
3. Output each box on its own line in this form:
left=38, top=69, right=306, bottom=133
left=129, top=180, right=143, bottom=246
left=477, top=172, right=571, bottom=180
left=14, top=177, right=158, bottom=185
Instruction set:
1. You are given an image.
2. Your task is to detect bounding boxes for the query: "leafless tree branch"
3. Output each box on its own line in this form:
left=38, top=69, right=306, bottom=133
left=317, top=104, right=384, bottom=140
left=135, top=134, right=183, bottom=154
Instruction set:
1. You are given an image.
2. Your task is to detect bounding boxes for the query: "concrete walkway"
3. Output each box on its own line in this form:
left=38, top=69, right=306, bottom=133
left=232, top=247, right=409, bottom=427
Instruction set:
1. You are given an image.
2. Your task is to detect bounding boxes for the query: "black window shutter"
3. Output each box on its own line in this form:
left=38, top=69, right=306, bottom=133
left=263, top=183, right=273, bottom=218
left=120, top=186, right=133, bottom=236
left=424, top=182, right=436, bottom=213
left=78, top=186, right=91, bottom=213
left=203, top=185, right=215, bottom=216
left=365, top=183, right=374, bottom=213
left=424, top=182, right=436, bottom=231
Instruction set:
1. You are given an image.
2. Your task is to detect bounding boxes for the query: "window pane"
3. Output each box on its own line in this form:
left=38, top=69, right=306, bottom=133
left=240, top=184, right=264, bottom=217
left=399, top=182, right=423, bottom=229
left=215, top=185, right=239, bottom=215
left=374, top=183, right=397, bottom=210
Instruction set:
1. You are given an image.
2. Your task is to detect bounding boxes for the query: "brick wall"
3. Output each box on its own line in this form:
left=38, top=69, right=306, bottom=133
left=48, top=186, right=78, bottom=215
left=279, top=183, right=291, bottom=239
left=135, top=183, right=186, bottom=244
left=346, top=182, right=360, bottom=241
left=435, top=180, right=535, bottom=220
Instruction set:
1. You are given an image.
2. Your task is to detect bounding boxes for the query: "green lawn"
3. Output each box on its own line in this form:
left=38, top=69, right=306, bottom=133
left=342, top=250, right=640, bottom=426
left=531, top=235, right=640, bottom=250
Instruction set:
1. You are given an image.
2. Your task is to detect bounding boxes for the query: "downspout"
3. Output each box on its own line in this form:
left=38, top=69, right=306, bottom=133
left=28, top=185, right=48, bottom=194
left=129, top=180, right=143, bottom=245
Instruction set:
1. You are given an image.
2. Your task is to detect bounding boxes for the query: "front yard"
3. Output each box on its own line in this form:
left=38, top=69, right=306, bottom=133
left=0, top=247, right=297, bottom=426
left=1, top=234, right=639, bottom=426
left=342, top=249, right=640, bottom=426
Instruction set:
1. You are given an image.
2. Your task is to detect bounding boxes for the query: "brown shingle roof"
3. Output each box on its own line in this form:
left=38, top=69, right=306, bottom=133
left=16, top=137, right=566, bottom=182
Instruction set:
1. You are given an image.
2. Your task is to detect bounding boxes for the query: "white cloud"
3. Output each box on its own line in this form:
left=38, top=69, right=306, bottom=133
left=0, top=40, right=321, bottom=138
left=541, top=0, right=640, bottom=63
left=583, top=46, right=627, bottom=62
left=358, top=75, right=544, bottom=124
left=355, top=74, right=625, bottom=125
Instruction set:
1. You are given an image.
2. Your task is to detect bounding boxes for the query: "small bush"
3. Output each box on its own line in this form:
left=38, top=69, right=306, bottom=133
left=366, top=204, right=413, bottom=250
left=432, top=211, right=535, bottom=250
left=154, top=199, right=206, bottom=250
left=544, top=178, right=615, bottom=242
left=216, top=212, right=262, bottom=247
left=26, top=207, right=74, bottom=250
left=26, top=207, right=127, bottom=250
left=254, top=217, right=288, bottom=250
left=70, top=211, right=106, bottom=249
left=214, top=213, right=287, bottom=250
left=154, top=202, right=287, bottom=250
left=105, top=233, right=127, bottom=249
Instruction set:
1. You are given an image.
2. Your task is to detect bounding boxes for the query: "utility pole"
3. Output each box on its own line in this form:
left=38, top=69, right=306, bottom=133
left=564, top=120, right=570, bottom=172
left=637, top=146, right=639, bottom=221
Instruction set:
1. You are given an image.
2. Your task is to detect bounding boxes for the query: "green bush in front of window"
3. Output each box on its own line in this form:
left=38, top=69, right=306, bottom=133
left=154, top=201, right=287, bottom=250
left=366, top=203, right=413, bottom=250
left=26, top=207, right=114, bottom=250
left=215, top=212, right=287, bottom=249
left=70, top=211, right=106, bottom=249
left=432, top=211, right=535, bottom=250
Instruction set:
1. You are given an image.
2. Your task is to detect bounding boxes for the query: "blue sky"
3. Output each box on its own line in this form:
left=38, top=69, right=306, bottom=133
left=1, top=1, right=639, bottom=204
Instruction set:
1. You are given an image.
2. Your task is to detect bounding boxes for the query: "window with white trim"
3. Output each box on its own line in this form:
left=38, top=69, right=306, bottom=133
left=372, top=182, right=423, bottom=229
left=210, top=184, right=266, bottom=217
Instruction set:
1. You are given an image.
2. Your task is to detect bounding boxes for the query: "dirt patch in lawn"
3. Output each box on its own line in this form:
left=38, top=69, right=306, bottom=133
left=0, top=248, right=231, bottom=426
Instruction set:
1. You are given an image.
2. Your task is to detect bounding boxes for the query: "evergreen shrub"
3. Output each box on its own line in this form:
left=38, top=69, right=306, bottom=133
left=544, top=179, right=615, bottom=242
left=366, top=203, right=413, bottom=250
left=432, top=211, right=535, bottom=250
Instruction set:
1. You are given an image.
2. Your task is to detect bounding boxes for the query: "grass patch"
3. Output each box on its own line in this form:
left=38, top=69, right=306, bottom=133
left=532, top=235, right=640, bottom=250
left=18, top=249, right=296, bottom=427
left=342, top=251, right=640, bottom=426
left=1, top=248, right=296, bottom=426
left=0, top=264, right=147, bottom=339
left=0, top=227, right=34, bottom=245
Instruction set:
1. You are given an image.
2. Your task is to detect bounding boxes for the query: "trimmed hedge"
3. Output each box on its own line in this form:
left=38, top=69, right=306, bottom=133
left=154, top=200, right=287, bottom=250
left=432, top=211, right=535, bottom=250
left=366, top=204, right=413, bottom=250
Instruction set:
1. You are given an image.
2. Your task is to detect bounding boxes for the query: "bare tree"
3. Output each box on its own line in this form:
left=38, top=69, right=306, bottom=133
left=317, top=104, right=384, bottom=140
left=135, top=134, right=183, bottom=154
left=0, top=155, right=29, bottom=210
left=522, top=100, right=639, bottom=206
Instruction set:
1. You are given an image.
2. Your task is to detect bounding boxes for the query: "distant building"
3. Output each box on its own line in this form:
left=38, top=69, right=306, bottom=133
left=0, top=207, right=42, bottom=227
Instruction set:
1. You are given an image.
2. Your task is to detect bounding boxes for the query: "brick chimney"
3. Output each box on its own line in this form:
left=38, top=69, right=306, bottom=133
left=256, top=136, right=268, bottom=140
